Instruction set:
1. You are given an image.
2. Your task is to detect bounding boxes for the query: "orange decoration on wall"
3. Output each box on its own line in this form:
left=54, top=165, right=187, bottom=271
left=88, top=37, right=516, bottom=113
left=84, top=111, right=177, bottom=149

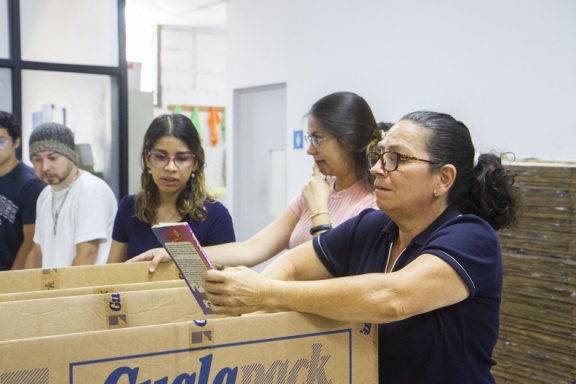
left=208, top=107, right=221, bottom=146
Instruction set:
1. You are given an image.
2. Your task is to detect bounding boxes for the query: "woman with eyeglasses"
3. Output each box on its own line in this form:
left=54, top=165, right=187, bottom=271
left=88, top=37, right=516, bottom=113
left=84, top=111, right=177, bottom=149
left=200, top=111, right=522, bottom=384
left=107, top=114, right=235, bottom=263
left=130, top=92, right=384, bottom=268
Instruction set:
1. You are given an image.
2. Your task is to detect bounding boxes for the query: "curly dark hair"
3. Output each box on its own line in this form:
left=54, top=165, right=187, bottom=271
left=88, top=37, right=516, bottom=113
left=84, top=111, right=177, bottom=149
left=400, top=111, right=522, bottom=231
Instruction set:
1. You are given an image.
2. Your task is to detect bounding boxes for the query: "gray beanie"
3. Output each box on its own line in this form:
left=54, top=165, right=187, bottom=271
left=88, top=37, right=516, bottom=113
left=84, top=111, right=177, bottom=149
left=29, top=122, right=78, bottom=164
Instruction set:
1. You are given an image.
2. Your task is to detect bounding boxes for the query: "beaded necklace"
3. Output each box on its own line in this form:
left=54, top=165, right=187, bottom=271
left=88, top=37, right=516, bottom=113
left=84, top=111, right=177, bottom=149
left=52, top=170, right=80, bottom=235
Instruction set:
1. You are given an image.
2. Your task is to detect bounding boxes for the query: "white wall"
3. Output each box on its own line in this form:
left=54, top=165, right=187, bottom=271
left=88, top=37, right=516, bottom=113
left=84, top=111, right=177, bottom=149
left=154, top=26, right=228, bottom=199
left=226, top=0, right=576, bottom=207
left=0, top=0, right=8, bottom=58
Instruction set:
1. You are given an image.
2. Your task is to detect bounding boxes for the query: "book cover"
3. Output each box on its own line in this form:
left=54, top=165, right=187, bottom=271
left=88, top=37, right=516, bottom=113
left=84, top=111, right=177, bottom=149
left=151, top=222, right=215, bottom=314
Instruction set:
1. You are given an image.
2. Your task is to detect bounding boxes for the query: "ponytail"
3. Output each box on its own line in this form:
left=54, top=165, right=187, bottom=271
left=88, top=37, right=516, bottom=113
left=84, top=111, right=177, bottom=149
left=459, top=153, right=522, bottom=231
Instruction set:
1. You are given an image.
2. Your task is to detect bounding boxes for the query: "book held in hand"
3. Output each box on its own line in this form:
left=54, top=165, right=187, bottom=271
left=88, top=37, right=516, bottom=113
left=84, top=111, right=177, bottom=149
left=151, top=222, right=215, bottom=314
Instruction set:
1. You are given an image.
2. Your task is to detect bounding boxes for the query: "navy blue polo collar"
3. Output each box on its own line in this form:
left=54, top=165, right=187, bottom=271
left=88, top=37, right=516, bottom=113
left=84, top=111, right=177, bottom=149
left=381, top=205, right=462, bottom=246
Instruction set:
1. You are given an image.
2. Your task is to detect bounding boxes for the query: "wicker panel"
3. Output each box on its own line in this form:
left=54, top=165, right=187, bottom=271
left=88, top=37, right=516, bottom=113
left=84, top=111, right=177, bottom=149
left=492, top=164, right=575, bottom=383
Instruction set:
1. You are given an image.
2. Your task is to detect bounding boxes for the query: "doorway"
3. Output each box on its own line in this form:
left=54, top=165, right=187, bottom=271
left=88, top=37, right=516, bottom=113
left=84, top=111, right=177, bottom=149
left=233, top=84, right=287, bottom=245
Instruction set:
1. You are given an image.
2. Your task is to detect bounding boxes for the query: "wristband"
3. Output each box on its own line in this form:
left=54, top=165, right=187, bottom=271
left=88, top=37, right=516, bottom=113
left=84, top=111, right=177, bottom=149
left=309, top=211, right=329, bottom=220
left=310, top=224, right=332, bottom=235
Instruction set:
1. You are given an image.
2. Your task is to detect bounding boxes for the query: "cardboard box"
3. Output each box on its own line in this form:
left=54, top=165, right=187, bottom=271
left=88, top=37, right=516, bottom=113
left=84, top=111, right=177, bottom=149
left=0, top=286, right=214, bottom=342
left=0, top=279, right=186, bottom=303
left=0, top=311, right=378, bottom=383
left=0, top=261, right=180, bottom=294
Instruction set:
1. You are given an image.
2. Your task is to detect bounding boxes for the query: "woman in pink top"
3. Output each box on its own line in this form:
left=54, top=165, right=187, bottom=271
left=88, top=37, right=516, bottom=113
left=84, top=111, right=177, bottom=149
left=132, top=92, right=387, bottom=269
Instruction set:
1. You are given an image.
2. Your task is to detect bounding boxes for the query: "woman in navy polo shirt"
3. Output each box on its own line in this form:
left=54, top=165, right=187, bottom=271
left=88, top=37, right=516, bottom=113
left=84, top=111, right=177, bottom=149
left=202, top=110, right=522, bottom=383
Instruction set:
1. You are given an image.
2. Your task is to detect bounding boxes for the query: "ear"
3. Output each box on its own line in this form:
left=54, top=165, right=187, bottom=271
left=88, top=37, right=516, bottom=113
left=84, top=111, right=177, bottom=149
left=13, top=137, right=21, bottom=150
left=143, top=152, right=152, bottom=170
left=435, top=164, right=457, bottom=197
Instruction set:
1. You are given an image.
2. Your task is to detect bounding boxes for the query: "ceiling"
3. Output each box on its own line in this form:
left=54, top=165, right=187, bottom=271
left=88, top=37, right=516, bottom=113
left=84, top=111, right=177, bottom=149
left=125, top=0, right=226, bottom=28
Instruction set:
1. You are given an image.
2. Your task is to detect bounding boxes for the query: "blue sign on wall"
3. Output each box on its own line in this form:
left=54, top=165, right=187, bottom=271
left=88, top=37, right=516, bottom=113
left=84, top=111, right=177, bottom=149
left=293, top=130, right=304, bottom=149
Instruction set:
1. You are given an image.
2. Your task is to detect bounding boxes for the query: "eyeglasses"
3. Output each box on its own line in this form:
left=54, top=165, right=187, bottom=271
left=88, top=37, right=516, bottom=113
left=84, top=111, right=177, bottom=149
left=367, top=151, right=439, bottom=172
left=304, top=134, right=332, bottom=148
left=147, top=151, right=196, bottom=169
left=0, top=139, right=12, bottom=150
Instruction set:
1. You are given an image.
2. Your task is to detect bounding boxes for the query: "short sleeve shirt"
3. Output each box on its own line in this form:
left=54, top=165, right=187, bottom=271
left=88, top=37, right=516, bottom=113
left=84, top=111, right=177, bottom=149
left=0, top=162, right=46, bottom=269
left=312, top=206, right=501, bottom=384
left=112, top=195, right=236, bottom=259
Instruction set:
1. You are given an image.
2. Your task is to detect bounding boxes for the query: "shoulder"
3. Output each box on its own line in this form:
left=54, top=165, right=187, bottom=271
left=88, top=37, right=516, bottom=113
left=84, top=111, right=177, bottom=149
left=204, top=199, right=229, bottom=213
left=422, top=212, right=500, bottom=267
left=356, top=207, right=388, bottom=224
left=119, top=194, right=136, bottom=204
left=201, top=200, right=233, bottom=226
left=20, top=166, right=46, bottom=193
left=37, top=185, right=51, bottom=200
left=9, top=162, right=41, bottom=183
left=118, top=194, right=136, bottom=209
left=333, top=207, right=388, bottom=235
left=440, top=213, right=497, bottom=241
left=332, top=182, right=377, bottom=208
left=17, top=161, right=36, bottom=175
left=76, top=172, right=116, bottom=197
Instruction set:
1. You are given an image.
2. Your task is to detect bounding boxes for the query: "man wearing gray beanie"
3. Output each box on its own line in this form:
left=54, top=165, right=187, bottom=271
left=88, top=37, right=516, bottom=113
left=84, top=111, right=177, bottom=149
left=26, top=122, right=118, bottom=268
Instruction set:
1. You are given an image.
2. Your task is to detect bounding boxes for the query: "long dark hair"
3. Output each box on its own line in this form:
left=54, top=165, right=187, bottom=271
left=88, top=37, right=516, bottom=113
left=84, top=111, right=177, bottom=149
left=400, top=111, right=522, bottom=231
left=307, top=92, right=382, bottom=191
left=135, top=114, right=214, bottom=224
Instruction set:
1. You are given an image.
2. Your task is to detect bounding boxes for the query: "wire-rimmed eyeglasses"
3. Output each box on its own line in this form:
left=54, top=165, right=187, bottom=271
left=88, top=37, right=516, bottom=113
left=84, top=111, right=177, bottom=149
left=0, top=139, right=12, bottom=150
left=147, top=151, right=196, bottom=169
left=367, top=151, right=439, bottom=172
left=304, top=134, right=332, bottom=148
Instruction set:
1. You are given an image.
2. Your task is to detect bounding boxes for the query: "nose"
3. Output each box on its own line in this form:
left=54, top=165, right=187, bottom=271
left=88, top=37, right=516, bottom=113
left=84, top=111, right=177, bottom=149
left=306, top=143, right=317, bottom=155
left=40, top=159, right=51, bottom=172
left=369, top=159, right=387, bottom=177
left=164, top=157, right=178, bottom=170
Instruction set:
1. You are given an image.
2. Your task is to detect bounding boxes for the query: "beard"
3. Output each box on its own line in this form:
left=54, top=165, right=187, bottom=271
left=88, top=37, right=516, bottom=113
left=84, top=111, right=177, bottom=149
left=41, top=173, right=66, bottom=185
left=41, top=162, right=75, bottom=187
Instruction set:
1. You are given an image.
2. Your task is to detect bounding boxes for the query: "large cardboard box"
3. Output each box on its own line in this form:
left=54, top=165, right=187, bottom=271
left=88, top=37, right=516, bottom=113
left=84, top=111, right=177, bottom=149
left=0, top=311, right=378, bottom=383
left=0, top=286, right=213, bottom=342
left=0, top=261, right=180, bottom=294
left=0, top=279, right=186, bottom=303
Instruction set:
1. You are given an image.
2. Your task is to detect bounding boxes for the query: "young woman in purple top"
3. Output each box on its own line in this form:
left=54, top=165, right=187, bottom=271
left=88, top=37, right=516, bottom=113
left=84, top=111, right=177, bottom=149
left=107, top=114, right=235, bottom=262
left=200, top=111, right=522, bottom=383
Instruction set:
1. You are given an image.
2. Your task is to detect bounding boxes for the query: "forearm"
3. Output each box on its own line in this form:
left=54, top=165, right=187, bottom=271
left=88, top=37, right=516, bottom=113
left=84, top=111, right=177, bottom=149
left=13, top=225, right=37, bottom=269
left=261, top=241, right=329, bottom=281
left=107, top=240, right=128, bottom=263
left=206, top=240, right=277, bottom=268
left=25, top=244, right=42, bottom=269
left=12, top=246, right=31, bottom=269
left=266, top=274, right=402, bottom=324
left=206, top=209, right=296, bottom=267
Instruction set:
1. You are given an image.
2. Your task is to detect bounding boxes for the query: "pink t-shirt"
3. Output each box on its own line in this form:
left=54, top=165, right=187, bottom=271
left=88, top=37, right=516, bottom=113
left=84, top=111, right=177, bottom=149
left=288, top=180, right=377, bottom=249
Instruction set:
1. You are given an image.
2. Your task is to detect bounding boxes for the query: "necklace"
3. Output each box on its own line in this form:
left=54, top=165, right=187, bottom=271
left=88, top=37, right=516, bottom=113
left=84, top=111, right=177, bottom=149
left=164, top=210, right=180, bottom=223
left=52, top=170, right=80, bottom=235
